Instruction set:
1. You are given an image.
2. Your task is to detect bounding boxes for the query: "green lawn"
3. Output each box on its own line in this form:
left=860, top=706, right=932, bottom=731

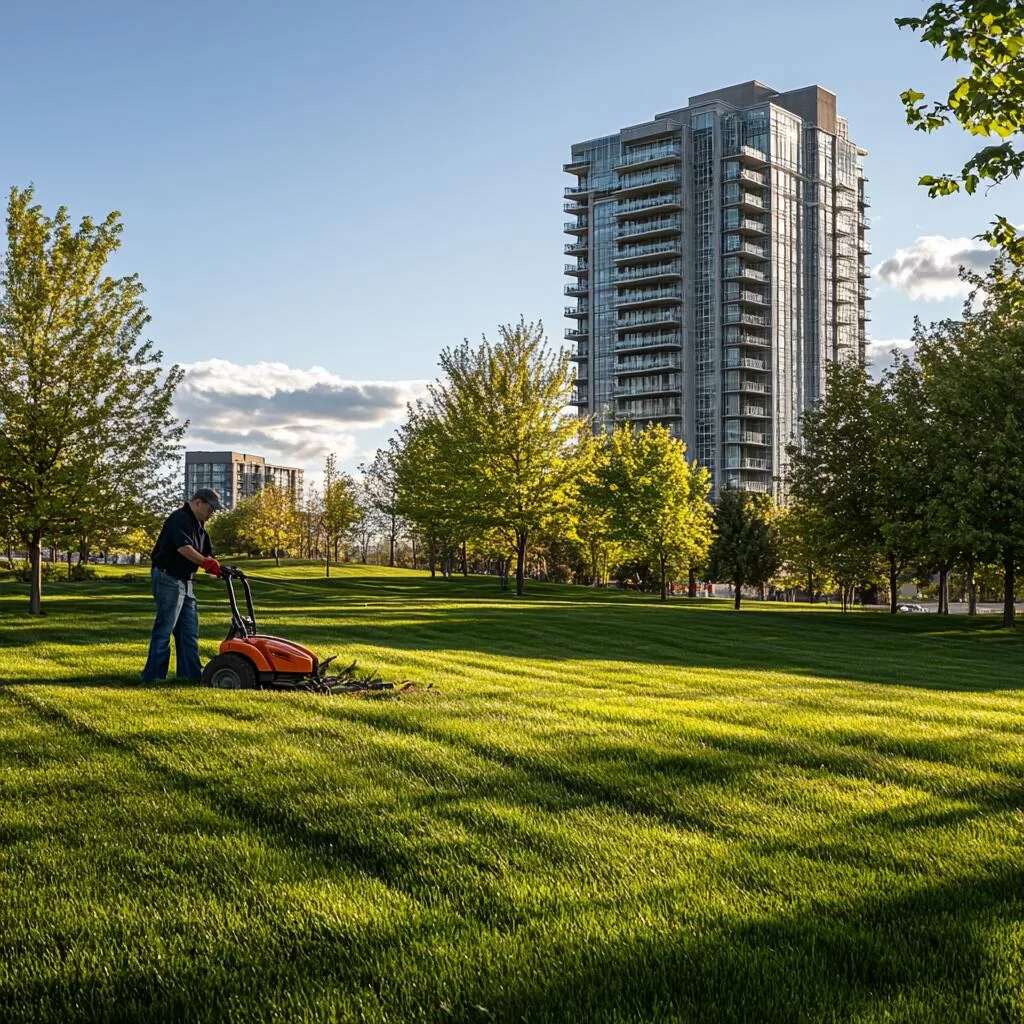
left=1, top=562, right=1022, bottom=1023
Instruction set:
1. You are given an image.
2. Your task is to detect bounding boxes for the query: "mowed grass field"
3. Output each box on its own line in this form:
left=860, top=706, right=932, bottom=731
left=0, top=561, right=1022, bottom=1024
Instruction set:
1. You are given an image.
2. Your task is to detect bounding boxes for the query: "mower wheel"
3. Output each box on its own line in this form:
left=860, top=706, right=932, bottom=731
left=202, top=652, right=259, bottom=690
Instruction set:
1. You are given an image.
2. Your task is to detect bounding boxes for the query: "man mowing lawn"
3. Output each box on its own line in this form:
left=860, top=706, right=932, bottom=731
left=140, top=488, right=224, bottom=684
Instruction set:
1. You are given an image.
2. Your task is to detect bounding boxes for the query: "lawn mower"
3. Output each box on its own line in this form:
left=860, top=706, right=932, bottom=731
left=200, top=566, right=394, bottom=695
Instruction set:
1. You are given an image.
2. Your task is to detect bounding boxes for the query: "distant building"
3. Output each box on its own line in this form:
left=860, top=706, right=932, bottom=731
left=184, top=451, right=304, bottom=510
left=564, top=80, right=869, bottom=497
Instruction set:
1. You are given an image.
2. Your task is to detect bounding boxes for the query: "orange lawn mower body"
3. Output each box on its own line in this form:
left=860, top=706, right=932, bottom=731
left=200, top=566, right=392, bottom=695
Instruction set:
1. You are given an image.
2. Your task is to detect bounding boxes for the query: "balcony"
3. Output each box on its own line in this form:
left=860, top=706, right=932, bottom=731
left=617, top=309, right=683, bottom=330
left=859, top=237, right=872, bottom=254
left=564, top=200, right=588, bottom=214
left=724, top=332, right=770, bottom=348
left=722, top=378, right=769, bottom=394
left=565, top=326, right=588, bottom=340
left=616, top=170, right=682, bottom=197
left=726, top=404, right=769, bottom=419
left=724, top=165, right=767, bottom=187
left=616, top=217, right=682, bottom=242
left=615, top=143, right=682, bottom=172
left=564, top=220, right=589, bottom=236
left=724, top=429, right=770, bottom=445
left=859, top=264, right=871, bottom=278
left=614, top=397, right=683, bottom=420
left=724, top=309, right=770, bottom=328
left=565, top=305, right=589, bottom=318
left=726, top=241, right=770, bottom=261
left=615, top=331, right=682, bottom=353
left=563, top=157, right=590, bottom=175
left=726, top=216, right=768, bottom=235
left=725, top=289, right=768, bottom=307
left=724, top=189, right=767, bottom=213
left=614, top=240, right=682, bottom=265
left=564, top=261, right=589, bottom=277
left=570, top=344, right=589, bottom=362
left=564, top=184, right=590, bottom=198
left=615, top=287, right=683, bottom=310
left=570, top=390, right=589, bottom=407
left=616, top=355, right=681, bottom=376
left=617, top=261, right=681, bottom=284
left=564, top=240, right=588, bottom=255
left=724, top=457, right=771, bottom=471
left=615, top=193, right=682, bottom=218
left=723, top=263, right=767, bottom=283
left=723, top=144, right=768, bottom=167
left=615, top=377, right=680, bottom=399
left=723, top=357, right=768, bottom=372
left=564, top=283, right=588, bottom=298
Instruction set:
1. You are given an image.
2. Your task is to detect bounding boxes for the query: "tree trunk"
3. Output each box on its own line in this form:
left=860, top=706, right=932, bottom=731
left=78, top=537, right=89, bottom=566
left=807, top=569, right=815, bottom=603
left=428, top=536, right=436, bottom=578
left=887, top=553, right=898, bottom=614
left=515, top=530, right=527, bottom=597
left=659, top=556, right=668, bottom=601
left=1003, top=549, right=1016, bottom=630
left=389, top=515, right=396, bottom=567
left=733, top=578, right=742, bottom=610
left=28, top=530, right=43, bottom=615
left=938, top=565, right=949, bottom=614
left=688, top=567, right=697, bottom=599
left=967, top=554, right=977, bottom=616
left=325, top=541, right=331, bottom=578
left=461, top=540, right=468, bottom=578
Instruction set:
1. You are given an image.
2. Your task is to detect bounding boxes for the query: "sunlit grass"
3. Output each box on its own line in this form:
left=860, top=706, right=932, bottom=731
left=0, top=562, right=1022, bottom=1022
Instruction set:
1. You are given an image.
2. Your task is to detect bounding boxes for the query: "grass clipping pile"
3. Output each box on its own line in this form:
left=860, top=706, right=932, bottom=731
left=272, top=658, right=428, bottom=699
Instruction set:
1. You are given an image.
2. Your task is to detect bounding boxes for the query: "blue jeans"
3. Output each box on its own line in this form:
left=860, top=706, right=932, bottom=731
left=141, top=568, right=203, bottom=682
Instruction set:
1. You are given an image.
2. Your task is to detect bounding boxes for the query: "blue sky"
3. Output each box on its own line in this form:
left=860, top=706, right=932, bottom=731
left=3, top=0, right=1021, bottom=472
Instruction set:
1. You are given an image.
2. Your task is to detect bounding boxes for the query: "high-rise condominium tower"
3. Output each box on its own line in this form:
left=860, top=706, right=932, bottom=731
left=564, top=81, right=869, bottom=495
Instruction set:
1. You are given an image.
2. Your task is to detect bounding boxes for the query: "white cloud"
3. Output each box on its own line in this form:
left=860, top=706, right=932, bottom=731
left=175, top=359, right=428, bottom=470
left=874, top=234, right=995, bottom=301
left=865, top=338, right=915, bottom=379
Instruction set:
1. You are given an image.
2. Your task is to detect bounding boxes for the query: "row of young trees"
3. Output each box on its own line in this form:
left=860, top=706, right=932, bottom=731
left=374, top=319, right=795, bottom=606
left=785, top=262, right=1024, bottom=628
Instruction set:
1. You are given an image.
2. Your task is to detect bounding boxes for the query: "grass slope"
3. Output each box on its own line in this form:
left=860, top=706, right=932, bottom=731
left=0, top=563, right=1022, bottom=1023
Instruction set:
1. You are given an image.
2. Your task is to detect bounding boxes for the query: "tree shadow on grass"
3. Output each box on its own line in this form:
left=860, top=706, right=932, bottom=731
left=3, top=575, right=1021, bottom=694
left=5, top=690, right=1024, bottom=1022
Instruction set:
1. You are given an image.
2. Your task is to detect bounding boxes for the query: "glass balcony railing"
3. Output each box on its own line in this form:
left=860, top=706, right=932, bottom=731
left=614, top=397, right=683, bottom=419
left=615, top=240, right=682, bottom=262
left=616, top=170, right=682, bottom=193
left=615, top=143, right=682, bottom=170
left=617, top=261, right=681, bottom=283
left=615, top=193, right=682, bottom=217
left=615, top=331, right=682, bottom=351
left=617, top=217, right=682, bottom=240
left=616, top=310, right=682, bottom=328
left=615, top=286, right=682, bottom=307
left=616, top=355, right=681, bottom=374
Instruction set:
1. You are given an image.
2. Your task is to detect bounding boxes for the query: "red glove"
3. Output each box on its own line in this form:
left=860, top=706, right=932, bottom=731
left=201, top=558, right=222, bottom=576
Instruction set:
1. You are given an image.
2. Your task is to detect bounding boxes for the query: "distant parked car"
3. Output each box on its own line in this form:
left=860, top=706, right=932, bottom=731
left=897, top=603, right=928, bottom=613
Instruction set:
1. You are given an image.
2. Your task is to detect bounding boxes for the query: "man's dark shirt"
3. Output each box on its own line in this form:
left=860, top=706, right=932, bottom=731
left=150, top=504, right=213, bottom=581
